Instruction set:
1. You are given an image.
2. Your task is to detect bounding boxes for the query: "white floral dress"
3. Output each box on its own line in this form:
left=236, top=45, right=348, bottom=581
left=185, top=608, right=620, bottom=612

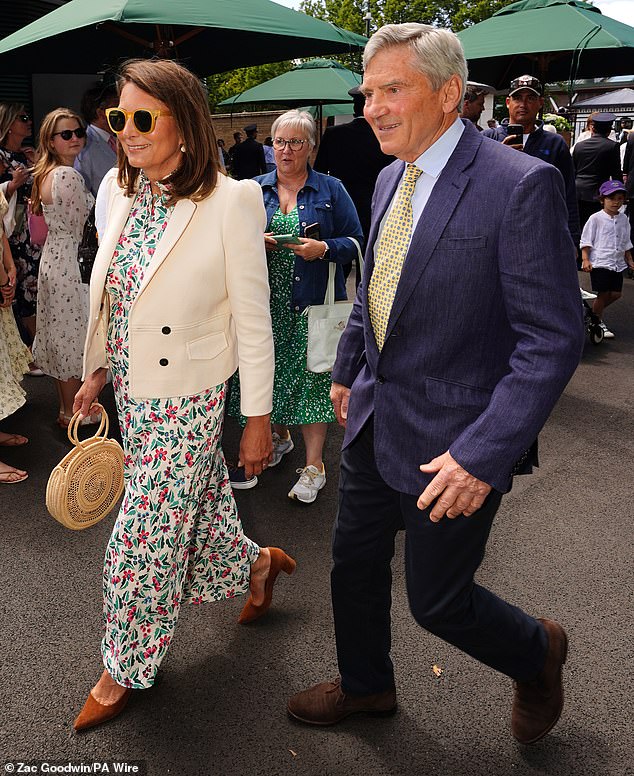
left=33, top=166, right=93, bottom=380
left=101, top=173, right=259, bottom=688
left=0, top=193, right=31, bottom=419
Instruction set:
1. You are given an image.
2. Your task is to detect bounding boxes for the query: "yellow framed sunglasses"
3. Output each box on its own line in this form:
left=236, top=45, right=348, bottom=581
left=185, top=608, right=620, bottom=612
left=106, top=107, right=173, bottom=135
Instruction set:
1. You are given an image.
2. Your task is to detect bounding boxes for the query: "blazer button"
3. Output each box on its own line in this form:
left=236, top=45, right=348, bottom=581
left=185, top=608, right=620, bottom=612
left=376, top=375, right=385, bottom=384
left=162, top=326, right=171, bottom=335
left=159, top=358, right=169, bottom=366
left=295, top=276, right=301, bottom=282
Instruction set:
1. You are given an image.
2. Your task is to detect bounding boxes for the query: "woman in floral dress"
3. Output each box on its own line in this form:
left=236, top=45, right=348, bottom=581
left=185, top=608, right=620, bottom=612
left=72, top=59, right=294, bottom=732
left=0, top=103, right=41, bottom=348
left=0, top=190, right=31, bottom=483
left=30, top=108, right=94, bottom=425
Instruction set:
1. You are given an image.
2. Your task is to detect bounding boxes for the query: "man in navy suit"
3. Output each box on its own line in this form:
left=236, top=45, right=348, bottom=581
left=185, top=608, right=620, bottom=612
left=288, top=23, right=584, bottom=744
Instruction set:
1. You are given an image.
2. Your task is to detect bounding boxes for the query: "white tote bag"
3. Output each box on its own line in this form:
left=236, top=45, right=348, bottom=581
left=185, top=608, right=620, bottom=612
left=304, top=238, right=363, bottom=374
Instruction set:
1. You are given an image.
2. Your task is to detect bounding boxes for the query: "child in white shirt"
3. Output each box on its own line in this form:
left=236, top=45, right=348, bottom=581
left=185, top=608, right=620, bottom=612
left=581, top=179, right=634, bottom=338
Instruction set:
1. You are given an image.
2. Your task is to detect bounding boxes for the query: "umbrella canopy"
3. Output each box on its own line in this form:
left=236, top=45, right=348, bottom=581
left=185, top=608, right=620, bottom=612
left=571, top=87, right=634, bottom=111
left=0, top=0, right=366, bottom=75
left=218, top=59, right=361, bottom=108
left=457, top=0, right=634, bottom=90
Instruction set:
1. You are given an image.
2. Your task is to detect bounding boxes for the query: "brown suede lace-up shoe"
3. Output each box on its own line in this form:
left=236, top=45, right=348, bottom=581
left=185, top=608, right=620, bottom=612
left=287, top=677, right=397, bottom=726
left=512, top=618, right=568, bottom=744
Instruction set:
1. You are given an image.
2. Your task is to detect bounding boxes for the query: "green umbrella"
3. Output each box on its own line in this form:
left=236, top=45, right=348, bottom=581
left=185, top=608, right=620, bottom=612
left=0, top=0, right=366, bottom=75
left=218, top=59, right=361, bottom=108
left=457, top=0, right=634, bottom=90
left=218, top=59, right=361, bottom=138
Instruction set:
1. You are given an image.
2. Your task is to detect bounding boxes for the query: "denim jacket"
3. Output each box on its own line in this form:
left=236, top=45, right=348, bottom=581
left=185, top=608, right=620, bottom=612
left=255, top=166, right=363, bottom=312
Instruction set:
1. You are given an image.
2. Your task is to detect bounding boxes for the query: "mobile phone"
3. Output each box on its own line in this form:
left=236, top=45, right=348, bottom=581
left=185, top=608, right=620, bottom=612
left=304, top=222, right=321, bottom=240
left=507, top=124, right=524, bottom=144
left=271, top=233, right=302, bottom=245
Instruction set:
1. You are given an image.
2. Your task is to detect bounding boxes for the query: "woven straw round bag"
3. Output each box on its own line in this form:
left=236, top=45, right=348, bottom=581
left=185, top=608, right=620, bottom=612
left=46, top=404, right=124, bottom=530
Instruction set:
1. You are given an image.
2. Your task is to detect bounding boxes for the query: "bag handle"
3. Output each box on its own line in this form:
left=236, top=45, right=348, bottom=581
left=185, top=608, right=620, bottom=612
left=67, top=403, right=110, bottom=448
left=322, top=237, right=365, bottom=306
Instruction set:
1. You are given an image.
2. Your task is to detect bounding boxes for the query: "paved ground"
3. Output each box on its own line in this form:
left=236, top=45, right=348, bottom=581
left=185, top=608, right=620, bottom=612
left=1, top=274, right=633, bottom=776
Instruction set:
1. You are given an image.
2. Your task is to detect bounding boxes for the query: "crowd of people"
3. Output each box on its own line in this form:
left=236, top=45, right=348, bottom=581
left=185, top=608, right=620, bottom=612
left=0, top=21, right=630, bottom=743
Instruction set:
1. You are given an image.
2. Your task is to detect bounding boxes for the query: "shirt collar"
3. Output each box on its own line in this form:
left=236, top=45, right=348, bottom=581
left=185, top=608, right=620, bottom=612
left=90, top=124, right=112, bottom=142
left=410, top=118, right=464, bottom=179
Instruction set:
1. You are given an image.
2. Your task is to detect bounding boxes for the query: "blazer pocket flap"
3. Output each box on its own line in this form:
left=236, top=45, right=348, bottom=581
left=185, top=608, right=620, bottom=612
left=436, top=236, right=487, bottom=250
left=425, top=377, right=492, bottom=409
left=187, top=331, right=228, bottom=361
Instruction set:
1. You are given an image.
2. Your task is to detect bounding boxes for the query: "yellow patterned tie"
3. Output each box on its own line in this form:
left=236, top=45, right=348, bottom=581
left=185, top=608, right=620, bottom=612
left=368, top=163, right=422, bottom=350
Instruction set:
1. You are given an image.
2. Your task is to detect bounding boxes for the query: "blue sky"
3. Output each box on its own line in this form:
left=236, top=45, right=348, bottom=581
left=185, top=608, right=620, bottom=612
left=272, top=0, right=633, bottom=26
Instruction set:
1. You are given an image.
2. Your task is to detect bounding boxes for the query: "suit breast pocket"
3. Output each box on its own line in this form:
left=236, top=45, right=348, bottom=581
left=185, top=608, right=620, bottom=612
left=436, top=236, right=487, bottom=251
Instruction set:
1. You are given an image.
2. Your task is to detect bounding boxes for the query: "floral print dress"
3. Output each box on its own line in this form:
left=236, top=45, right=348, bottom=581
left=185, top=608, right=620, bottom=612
left=0, top=192, right=31, bottom=420
left=33, top=166, right=93, bottom=380
left=229, top=206, right=335, bottom=425
left=101, top=173, right=259, bottom=688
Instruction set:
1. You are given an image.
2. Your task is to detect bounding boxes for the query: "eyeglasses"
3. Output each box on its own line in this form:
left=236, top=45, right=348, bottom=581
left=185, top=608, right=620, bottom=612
left=272, top=137, right=306, bottom=151
left=18, top=114, right=31, bottom=123
left=106, top=108, right=173, bottom=135
left=52, top=127, right=87, bottom=141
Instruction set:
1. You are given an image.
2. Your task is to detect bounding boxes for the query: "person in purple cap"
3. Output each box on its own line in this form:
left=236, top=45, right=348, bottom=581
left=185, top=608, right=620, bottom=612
left=580, top=179, right=634, bottom=338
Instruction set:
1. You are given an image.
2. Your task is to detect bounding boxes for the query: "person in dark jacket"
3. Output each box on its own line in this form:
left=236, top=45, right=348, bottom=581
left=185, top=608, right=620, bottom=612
left=231, top=123, right=266, bottom=180
left=572, top=112, right=622, bottom=230
left=483, top=75, right=580, bottom=247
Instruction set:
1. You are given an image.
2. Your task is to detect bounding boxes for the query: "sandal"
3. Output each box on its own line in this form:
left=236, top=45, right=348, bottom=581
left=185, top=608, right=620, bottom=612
left=0, top=432, right=28, bottom=446
left=0, top=463, right=28, bottom=484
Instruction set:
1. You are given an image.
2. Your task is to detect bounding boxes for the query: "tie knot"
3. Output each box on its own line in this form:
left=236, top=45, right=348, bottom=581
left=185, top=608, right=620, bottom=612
left=404, top=163, right=422, bottom=185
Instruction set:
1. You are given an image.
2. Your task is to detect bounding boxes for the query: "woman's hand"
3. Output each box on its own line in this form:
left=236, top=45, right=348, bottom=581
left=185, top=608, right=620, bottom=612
left=289, top=238, right=328, bottom=262
left=264, top=232, right=278, bottom=252
left=239, top=415, right=272, bottom=479
left=72, top=368, right=107, bottom=418
left=8, top=164, right=29, bottom=194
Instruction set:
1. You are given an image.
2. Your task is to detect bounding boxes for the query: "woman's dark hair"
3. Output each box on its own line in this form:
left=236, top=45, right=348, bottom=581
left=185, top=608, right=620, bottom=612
left=116, top=59, right=219, bottom=202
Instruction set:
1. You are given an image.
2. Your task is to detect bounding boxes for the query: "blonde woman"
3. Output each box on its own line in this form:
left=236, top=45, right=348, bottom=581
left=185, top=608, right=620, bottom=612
left=30, top=108, right=94, bottom=426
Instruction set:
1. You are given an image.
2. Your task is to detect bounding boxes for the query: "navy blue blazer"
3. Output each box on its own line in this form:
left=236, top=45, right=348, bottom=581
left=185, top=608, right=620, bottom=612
left=332, top=121, right=584, bottom=495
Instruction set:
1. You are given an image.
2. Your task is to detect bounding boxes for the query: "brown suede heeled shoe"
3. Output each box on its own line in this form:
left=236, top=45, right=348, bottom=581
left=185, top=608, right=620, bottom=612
left=238, top=547, right=296, bottom=624
left=73, top=688, right=132, bottom=732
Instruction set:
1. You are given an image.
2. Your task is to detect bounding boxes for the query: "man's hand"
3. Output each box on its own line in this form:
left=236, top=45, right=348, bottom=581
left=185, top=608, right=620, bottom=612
left=239, top=415, right=272, bottom=479
left=418, top=451, right=492, bottom=522
left=330, top=382, right=350, bottom=427
left=502, top=135, right=524, bottom=152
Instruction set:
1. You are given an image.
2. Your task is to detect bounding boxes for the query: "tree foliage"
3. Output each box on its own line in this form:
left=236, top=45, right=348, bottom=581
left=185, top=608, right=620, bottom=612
left=299, top=0, right=518, bottom=33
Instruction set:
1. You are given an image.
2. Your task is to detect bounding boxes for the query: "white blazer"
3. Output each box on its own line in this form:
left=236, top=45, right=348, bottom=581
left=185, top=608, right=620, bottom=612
left=82, top=169, right=274, bottom=417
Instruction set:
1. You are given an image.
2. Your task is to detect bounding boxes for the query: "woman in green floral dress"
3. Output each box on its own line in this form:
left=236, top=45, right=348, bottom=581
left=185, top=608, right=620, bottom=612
left=229, top=110, right=363, bottom=504
left=72, top=60, right=295, bottom=731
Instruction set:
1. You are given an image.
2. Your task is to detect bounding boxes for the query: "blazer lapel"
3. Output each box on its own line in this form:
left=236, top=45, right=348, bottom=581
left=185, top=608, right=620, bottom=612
left=134, top=198, right=197, bottom=300
left=383, top=126, right=481, bottom=341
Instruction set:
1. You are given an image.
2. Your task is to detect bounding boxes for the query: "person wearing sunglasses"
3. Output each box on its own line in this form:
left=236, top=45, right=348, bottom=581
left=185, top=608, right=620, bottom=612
left=29, top=108, right=94, bottom=428
left=0, top=103, right=42, bottom=360
left=228, top=109, right=363, bottom=505
left=71, top=58, right=294, bottom=732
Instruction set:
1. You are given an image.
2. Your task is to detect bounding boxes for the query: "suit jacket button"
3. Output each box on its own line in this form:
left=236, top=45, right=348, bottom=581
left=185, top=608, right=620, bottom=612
left=376, top=375, right=385, bottom=384
left=159, top=358, right=169, bottom=366
left=162, top=326, right=171, bottom=335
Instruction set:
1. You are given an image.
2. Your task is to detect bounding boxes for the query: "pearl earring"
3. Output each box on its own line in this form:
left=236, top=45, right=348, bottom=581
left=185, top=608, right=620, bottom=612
left=180, top=144, right=186, bottom=153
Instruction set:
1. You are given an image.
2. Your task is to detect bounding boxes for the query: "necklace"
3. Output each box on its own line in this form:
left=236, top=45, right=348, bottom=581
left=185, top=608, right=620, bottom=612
left=278, top=179, right=306, bottom=193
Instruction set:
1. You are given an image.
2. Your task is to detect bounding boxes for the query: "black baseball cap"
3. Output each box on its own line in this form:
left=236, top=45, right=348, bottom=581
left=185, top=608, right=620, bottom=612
left=509, top=75, right=543, bottom=97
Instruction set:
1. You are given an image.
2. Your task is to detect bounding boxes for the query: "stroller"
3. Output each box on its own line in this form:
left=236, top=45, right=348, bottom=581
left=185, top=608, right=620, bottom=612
left=581, top=288, right=604, bottom=345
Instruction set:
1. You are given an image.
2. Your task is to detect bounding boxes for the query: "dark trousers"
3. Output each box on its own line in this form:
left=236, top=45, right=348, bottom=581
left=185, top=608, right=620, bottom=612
left=331, top=418, right=548, bottom=697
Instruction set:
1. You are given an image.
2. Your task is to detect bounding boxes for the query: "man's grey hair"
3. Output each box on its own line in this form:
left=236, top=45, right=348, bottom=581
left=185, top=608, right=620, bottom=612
left=363, top=23, right=468, bottom=104
left=271, top=109, right=317, bottom=149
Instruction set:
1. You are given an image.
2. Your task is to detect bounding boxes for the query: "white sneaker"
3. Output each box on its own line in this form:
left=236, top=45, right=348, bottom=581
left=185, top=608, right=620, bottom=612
left=599, top=321, right=615, bottom=339
left=288, top=465, right=326, bottom=504
left=269, top=431, right=294, bottom=467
